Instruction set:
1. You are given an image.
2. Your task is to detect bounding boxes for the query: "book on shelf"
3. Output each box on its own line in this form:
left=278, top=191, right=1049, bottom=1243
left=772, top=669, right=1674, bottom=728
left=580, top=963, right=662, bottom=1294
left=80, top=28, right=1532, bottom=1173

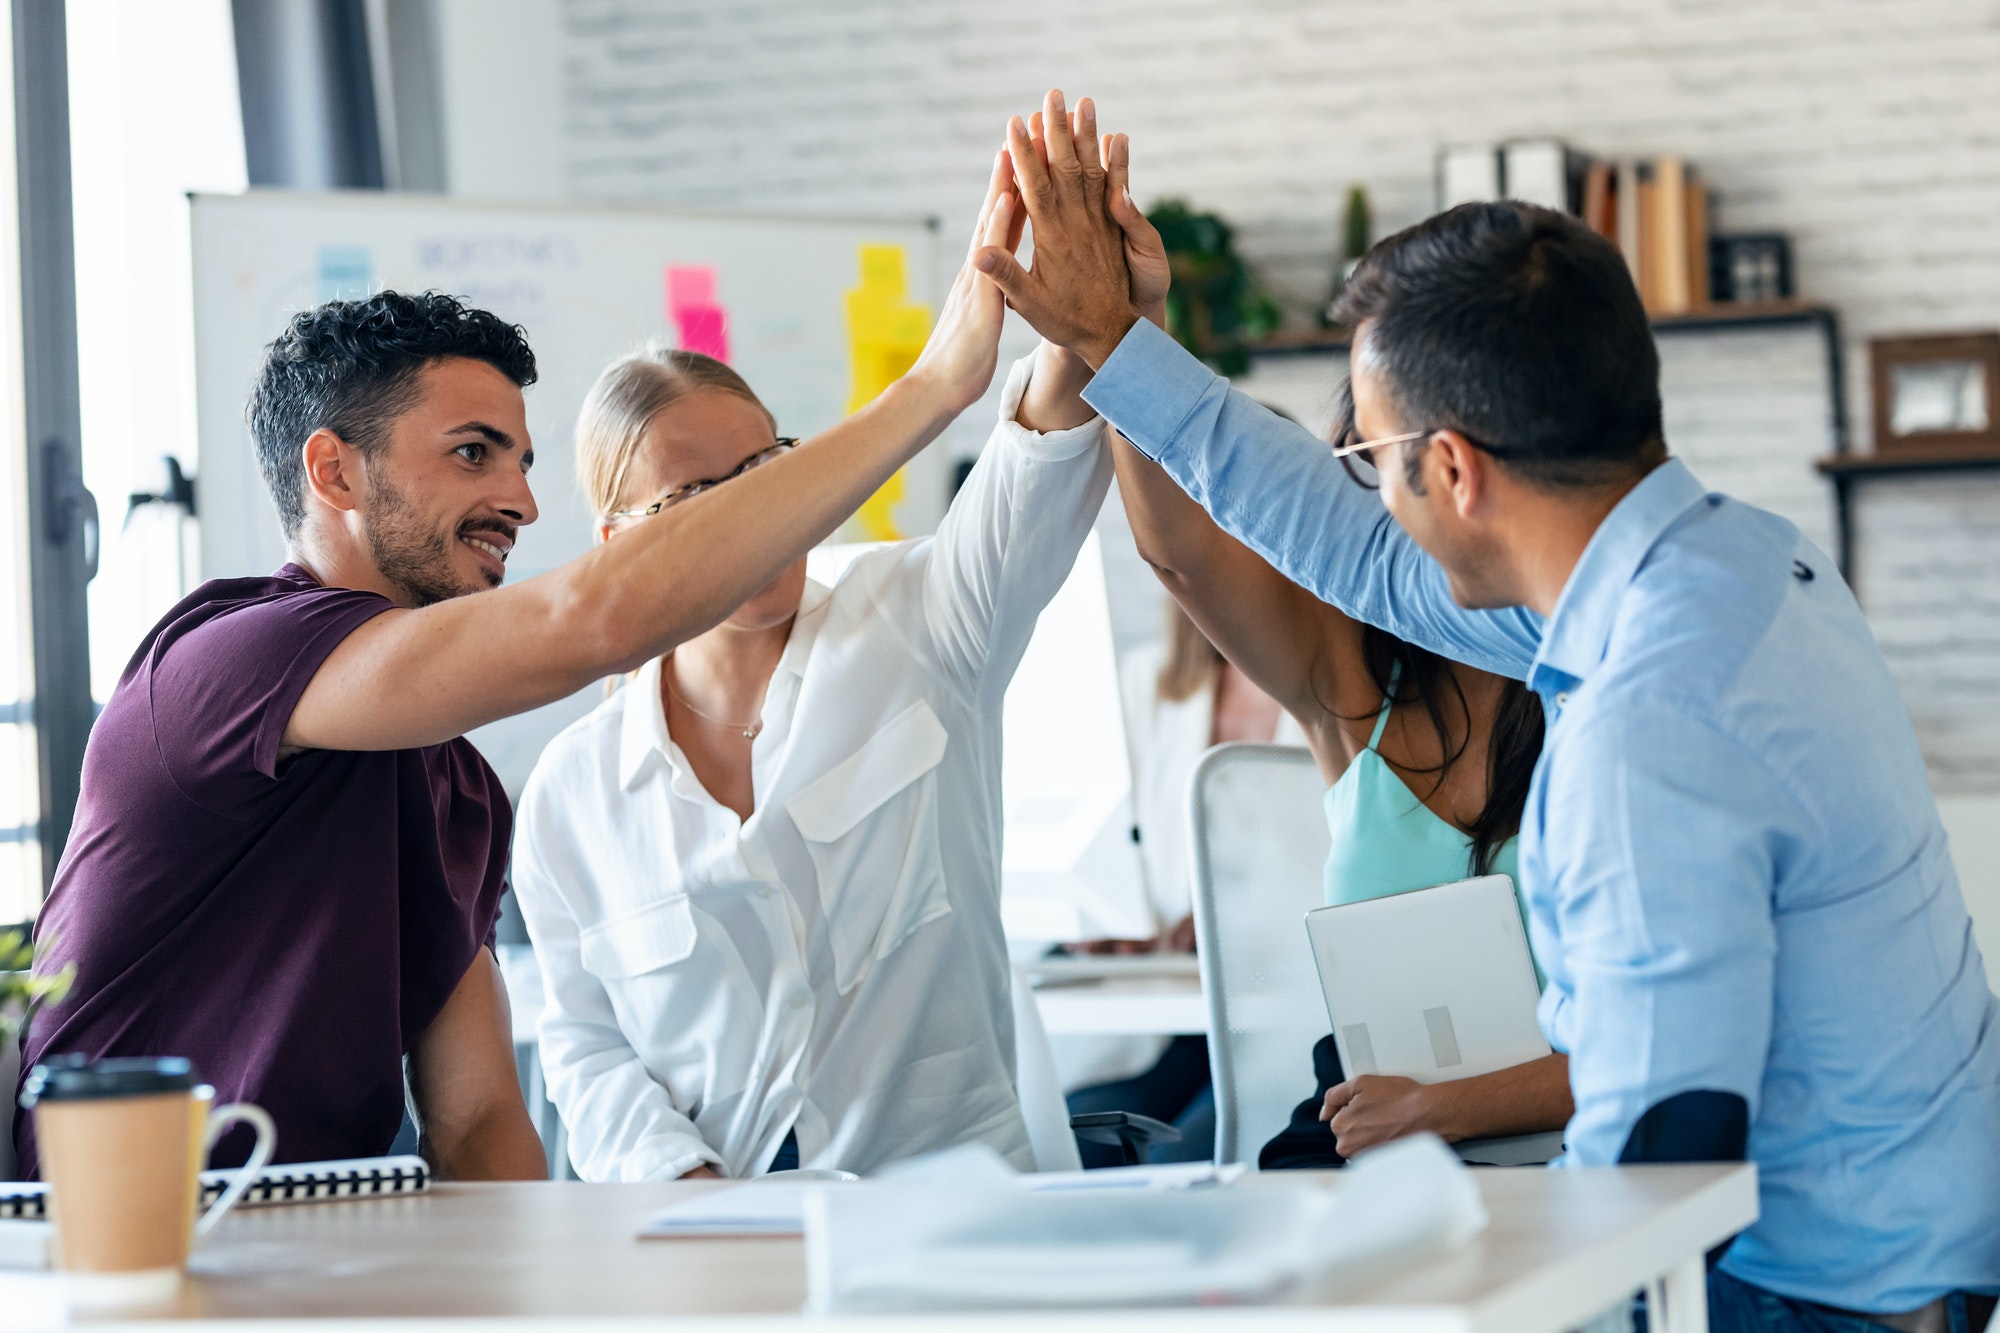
left=1434, top=139, right=1758, bottom=316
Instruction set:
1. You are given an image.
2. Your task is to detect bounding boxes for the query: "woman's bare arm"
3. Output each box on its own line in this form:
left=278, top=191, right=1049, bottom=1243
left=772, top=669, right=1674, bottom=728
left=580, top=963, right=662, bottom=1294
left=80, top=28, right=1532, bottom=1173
left=1321, top=1053, right=1573, bottom=1156
left=1112, top=432, right=1366, bottom=782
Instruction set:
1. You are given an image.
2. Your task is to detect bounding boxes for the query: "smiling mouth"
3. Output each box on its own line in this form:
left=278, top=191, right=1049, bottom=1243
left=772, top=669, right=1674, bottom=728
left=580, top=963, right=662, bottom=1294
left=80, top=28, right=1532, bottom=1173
left=463, top=535, right=510, bottom=564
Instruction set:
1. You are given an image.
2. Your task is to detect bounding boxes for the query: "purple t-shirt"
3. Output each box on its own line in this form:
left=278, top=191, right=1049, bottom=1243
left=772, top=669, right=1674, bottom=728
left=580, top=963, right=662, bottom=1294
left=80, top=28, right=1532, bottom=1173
left=13, top=566, right=510, bottom=1176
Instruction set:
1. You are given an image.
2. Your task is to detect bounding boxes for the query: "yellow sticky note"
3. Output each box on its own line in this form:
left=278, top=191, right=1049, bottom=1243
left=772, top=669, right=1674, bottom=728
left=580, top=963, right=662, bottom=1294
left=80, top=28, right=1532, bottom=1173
left=845, top=245, right=932, bottom=541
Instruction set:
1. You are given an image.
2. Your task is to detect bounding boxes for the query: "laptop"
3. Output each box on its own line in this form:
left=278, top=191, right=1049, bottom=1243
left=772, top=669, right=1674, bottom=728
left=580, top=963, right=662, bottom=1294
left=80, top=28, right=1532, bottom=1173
left=1305, top=875, right=1550, bottom=1085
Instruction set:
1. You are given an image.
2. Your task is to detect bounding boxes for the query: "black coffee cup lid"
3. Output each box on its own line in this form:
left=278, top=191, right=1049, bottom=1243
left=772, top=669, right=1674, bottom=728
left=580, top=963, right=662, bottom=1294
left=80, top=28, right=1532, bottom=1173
left=19, top=1055, right=201, bottom=1107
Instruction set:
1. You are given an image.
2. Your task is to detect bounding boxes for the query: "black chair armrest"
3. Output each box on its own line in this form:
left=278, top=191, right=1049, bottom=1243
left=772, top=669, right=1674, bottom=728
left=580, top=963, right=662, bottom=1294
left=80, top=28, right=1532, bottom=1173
left=1070, top=1111, right=1182, bottom=1167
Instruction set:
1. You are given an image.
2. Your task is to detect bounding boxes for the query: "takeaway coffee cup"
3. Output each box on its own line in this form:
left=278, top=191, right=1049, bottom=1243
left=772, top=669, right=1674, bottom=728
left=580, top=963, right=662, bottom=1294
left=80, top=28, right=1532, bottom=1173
left=20, top=1056, right=275, bottom=1306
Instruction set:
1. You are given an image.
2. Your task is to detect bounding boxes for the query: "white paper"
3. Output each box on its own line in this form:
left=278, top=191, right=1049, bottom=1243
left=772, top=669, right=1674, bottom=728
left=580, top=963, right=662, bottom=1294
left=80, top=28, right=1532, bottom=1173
left=639, top=1180, right=820, bottom=1239
left=806, top=1135, right=1486, bottom=1312
left=638, top=1153, right=1245, bottom=1239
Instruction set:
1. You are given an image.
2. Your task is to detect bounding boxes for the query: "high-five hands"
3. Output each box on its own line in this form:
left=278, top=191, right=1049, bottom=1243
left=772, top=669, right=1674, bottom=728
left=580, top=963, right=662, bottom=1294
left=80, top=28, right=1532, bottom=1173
left=975, top=90, right=1171, bottom=371
left=905, top=145, right=1028, bottom=416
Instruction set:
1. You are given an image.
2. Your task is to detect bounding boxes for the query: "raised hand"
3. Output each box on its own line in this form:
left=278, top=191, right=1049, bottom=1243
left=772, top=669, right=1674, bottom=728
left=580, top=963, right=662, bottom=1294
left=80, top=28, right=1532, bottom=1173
left=1104, top=132, right=1171, bottom=326
left=975, top=90, right=1147, bottom=371
left=906, top=146, right=1021, bottom=415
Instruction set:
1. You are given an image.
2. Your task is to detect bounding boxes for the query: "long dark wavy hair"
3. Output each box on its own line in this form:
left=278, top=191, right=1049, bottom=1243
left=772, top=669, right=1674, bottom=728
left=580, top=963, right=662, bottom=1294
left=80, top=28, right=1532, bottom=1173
left=1327, top=387, right=1546, bottom=877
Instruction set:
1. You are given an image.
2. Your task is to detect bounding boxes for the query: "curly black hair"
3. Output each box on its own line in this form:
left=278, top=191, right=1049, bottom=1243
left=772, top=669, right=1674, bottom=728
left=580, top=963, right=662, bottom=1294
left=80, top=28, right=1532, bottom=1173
left=247, top=290, right=538, bottom=538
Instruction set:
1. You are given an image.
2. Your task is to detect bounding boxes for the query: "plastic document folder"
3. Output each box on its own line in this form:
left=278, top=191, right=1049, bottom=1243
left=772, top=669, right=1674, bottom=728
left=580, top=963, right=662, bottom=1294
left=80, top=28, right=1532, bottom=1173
left=803, top=1137, right=1485, bottom=1312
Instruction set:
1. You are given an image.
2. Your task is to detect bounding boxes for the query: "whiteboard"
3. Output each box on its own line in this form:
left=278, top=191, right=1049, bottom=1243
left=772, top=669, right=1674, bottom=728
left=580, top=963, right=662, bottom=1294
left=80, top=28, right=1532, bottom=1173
left=189, top=190, right=945, bottom=791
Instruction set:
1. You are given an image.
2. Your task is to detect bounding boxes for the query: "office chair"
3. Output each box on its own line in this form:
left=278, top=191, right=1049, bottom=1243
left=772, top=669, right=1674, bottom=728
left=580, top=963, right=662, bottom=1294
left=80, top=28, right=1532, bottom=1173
left=1187, top=744, right=1336, bottom=1166
left=1188, top=743, right=1564, bottom=1169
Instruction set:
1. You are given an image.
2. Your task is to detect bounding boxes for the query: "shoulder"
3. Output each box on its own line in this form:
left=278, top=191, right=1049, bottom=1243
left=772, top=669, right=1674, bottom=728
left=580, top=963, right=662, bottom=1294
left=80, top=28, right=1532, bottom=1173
left=1597, top=494, right=1813, bottom=718
left=150, top=567, right=394, bottom=676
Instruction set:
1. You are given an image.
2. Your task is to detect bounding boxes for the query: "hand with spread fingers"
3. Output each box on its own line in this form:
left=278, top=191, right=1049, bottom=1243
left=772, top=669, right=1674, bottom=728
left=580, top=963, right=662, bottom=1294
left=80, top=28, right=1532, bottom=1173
left=906, top=144, right=1027, bottom=415
left=975, top=89, right=1168, bottom=371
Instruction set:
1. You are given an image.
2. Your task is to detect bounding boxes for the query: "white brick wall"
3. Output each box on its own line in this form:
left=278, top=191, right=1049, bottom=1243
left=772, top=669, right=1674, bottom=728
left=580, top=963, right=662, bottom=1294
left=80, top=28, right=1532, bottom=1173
left=549, top=0, right=2000, bottom=789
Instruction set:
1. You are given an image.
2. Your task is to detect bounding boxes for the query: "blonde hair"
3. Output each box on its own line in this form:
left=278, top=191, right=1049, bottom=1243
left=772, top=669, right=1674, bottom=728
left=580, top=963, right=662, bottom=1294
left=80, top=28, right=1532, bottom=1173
left=1157, top=599, right=1224, bottom=703
left=574, top=344, right=776, bottom=519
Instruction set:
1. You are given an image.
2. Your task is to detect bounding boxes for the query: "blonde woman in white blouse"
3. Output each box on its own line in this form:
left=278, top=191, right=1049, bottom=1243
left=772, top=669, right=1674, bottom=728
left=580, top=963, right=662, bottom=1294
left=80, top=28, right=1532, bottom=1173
left=512, top=318, right=1113, bottom=1179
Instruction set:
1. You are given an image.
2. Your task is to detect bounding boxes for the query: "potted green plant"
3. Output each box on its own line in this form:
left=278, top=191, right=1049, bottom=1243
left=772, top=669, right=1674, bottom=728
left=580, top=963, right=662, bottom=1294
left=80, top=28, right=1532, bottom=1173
left=1320, top=184, right=1373, bottom=327
left=1147, top=200, right=1283, bottom=375
left=1, top=928, right=71, bottom=1049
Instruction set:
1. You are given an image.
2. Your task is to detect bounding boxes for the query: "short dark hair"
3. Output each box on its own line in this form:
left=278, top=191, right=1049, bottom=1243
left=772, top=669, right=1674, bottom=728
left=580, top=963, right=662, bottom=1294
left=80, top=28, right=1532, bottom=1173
left=1331, top=201, right=1663, bottom=490
left=248, top=291, right=538, bottom=537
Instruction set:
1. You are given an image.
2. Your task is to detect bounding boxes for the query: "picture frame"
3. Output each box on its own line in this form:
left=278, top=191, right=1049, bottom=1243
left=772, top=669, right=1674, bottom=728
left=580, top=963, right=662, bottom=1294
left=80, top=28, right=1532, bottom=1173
left=1869, top=332, right=2000, bottom=458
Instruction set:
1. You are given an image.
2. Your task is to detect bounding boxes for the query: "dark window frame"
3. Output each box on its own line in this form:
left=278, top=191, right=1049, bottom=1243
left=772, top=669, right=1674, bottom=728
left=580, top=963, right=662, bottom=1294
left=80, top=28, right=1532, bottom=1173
left=13, top=0, right=93, bottom=899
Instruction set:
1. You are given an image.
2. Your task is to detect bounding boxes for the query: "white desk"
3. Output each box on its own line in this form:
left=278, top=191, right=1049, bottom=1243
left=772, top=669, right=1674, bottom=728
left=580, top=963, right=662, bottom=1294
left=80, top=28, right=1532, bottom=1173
left=0, top=1165, right=1756, bottom=1330
left=1024, top=953, right=1209, bottom=1037
left=1032, top=976, right=1208, bottom=1036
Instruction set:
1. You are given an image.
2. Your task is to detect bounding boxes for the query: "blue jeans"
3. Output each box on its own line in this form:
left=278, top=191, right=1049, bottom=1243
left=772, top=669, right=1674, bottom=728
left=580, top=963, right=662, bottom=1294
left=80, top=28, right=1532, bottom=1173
left=1704, top=1269, right=1996, bottom=1333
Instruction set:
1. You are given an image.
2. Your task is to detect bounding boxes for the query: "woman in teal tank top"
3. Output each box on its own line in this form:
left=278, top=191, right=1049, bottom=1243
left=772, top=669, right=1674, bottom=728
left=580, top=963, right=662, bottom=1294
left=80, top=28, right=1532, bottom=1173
left=1111, top=393, right=1571, bottom=1170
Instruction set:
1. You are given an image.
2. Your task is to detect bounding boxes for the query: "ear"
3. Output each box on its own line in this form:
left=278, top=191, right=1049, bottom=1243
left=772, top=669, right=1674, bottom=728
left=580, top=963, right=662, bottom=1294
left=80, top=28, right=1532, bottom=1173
left=1427, top=430, right=1491, bottom=521
left=301, top=428, right=364, bottom=516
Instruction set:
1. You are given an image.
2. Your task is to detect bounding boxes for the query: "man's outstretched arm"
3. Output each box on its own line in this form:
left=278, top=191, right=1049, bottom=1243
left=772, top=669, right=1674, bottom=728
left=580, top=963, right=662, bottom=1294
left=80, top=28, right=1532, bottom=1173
left=974, top=91, right=1541, bottom=681
left=287, top=152, right=1024, bottom=752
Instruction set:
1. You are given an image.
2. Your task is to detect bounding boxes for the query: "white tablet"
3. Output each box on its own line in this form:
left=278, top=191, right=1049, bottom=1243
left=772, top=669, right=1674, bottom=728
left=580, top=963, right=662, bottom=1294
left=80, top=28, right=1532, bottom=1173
left=1305, top=874, right=1549, bottom=1085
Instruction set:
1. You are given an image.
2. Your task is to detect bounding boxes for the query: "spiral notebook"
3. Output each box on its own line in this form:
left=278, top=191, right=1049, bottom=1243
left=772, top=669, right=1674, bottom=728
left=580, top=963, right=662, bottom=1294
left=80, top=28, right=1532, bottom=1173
left=0, top=1154, right=431, bottom=1221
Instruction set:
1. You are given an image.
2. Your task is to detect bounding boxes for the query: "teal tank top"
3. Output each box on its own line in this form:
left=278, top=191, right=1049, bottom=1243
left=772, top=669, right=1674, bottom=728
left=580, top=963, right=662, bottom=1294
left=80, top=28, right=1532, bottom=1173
left=1321, top=665, right=1538, bottom=978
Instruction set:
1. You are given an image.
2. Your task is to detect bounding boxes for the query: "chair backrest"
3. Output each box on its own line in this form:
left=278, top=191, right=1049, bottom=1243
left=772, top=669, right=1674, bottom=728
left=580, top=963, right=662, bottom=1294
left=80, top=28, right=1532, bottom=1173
left=1188, top=743, right=1332, bottom=1166
left=1009, top=965, right=1083, bottom=1173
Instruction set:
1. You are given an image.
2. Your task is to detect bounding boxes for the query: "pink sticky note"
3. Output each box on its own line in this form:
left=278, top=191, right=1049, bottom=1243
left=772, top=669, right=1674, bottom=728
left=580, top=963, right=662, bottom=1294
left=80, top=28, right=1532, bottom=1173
left=666, top=265, right=716, bottom=310
left=665, top=265, right=731, bottom=362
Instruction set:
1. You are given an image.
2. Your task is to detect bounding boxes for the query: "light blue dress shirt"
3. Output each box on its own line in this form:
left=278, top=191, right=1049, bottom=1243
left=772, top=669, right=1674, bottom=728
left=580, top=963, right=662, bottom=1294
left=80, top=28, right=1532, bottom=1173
left=1083, top=318, right=2000, bottom=1312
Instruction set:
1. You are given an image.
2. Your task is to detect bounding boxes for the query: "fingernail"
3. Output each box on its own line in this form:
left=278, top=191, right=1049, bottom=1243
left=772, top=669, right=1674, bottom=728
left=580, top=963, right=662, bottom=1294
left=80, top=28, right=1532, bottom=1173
left=975, top=252, right=997, bottom=273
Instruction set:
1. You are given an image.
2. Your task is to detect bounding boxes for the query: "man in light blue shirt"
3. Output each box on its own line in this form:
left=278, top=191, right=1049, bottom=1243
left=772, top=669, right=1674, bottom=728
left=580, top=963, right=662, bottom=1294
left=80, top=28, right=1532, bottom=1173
left=974, top=92, right=2000, bottom=1329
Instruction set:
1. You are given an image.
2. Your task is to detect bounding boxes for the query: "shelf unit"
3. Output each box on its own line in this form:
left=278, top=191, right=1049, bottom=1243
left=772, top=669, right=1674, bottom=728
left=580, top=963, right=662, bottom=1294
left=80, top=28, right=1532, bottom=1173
left=1227, top=302, right=1864, bottom=574
left=1814, top=448, right=2000, bottom=580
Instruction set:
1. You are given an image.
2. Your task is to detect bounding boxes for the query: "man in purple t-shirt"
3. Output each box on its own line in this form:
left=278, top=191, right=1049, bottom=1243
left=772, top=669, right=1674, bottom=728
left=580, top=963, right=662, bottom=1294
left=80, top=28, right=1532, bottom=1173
left=14, top=182, right=1018, bottom=1179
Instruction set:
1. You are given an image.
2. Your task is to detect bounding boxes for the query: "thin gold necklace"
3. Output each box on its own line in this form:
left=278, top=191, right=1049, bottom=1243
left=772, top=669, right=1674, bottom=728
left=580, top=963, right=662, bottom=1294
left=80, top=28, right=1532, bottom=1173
left=664, top=669, right=763, bottom=741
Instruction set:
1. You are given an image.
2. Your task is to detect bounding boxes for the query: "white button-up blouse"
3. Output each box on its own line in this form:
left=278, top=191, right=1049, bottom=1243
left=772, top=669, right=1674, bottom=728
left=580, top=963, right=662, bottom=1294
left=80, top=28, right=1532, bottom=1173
left=511, top=356, right=1113, bottom=1181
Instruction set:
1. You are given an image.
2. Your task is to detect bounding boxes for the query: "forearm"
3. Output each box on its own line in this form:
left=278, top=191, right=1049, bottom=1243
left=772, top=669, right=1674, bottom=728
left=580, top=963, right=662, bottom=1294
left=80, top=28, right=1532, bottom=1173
left=1426, top=1054, right=1573, bottom=1143
left=420, top=1100, right=547, bottom=1181
left=407, top=951, right=547, bottom=1181
left=573, top=374, right=960, bottom=666
left=1110, top=428, right=1229, bottom=586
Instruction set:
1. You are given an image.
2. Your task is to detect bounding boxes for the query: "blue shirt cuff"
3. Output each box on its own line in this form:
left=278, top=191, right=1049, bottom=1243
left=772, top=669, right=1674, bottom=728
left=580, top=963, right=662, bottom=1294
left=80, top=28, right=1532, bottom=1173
left=1080, top=320, right=1222, bottom=462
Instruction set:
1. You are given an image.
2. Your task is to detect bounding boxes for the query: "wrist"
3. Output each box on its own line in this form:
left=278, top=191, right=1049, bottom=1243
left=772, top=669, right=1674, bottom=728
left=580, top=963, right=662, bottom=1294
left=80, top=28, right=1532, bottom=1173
left=879, top=369, right=964, bottom=438
left=1016, top=342, right=1096, bottom=432
left=1076, top=311, right=1142, bottom=372
left=1419, top=1081, right=1472, bottom=1143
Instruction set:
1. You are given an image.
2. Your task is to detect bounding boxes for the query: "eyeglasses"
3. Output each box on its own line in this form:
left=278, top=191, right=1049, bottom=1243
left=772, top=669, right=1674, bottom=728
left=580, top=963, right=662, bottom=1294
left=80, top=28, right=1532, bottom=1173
left=1329, top=427, right=1517, bottom=462
left=606, top=438, right=798, bottom=519
left=1330, top=428, right=1433, bottom=461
